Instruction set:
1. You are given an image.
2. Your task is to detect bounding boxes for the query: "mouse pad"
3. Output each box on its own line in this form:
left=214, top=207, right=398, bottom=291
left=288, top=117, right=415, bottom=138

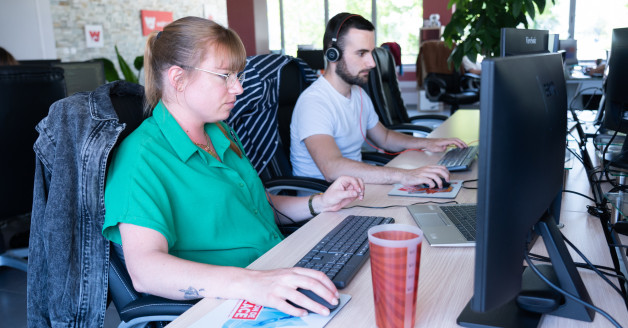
left=188, top=294, right=351, bottom=328
left=388, top=180, right=463, bottom=199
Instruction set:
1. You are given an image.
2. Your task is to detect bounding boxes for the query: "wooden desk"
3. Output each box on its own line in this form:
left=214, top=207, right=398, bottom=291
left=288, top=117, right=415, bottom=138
left=168, top=110, right=628, bottom=327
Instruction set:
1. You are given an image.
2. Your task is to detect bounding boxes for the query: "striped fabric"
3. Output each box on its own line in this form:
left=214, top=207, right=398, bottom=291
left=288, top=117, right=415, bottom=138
left=227, top=54, right=317, bottom=174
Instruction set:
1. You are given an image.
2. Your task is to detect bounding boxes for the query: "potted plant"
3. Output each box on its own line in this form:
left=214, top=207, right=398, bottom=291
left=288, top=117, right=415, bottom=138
left=442, top=0, right=554, bottom=68
left=96, top=45, right=143, bottom=83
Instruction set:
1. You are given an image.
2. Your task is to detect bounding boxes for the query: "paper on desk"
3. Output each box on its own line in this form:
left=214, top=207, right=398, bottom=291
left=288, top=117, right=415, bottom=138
left=188, top=294, right=351, bottom=328
left=388, top=180, right=463, bottom=199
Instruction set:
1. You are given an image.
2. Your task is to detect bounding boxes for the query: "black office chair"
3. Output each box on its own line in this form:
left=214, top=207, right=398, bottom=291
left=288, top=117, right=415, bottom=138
left=365, top=47, right=448, bottom=136
left=0, top=65, right=66, bottom=272
left=417, top=41, right=480, bottom=115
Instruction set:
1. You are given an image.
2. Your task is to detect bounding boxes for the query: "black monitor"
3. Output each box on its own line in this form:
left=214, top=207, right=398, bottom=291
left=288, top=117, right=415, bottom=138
left=53, top=61, right=106, bottom=96
left=296, top=49, right=325, bottom=70
left=18, top=59, right=61, bottom=66
left=500, top=28, right=549, bottom=57
left=559, top=39, right=578, bottom=65
left=457, top=53, right=595, bottom=327
left=600, top=28, right=628, bottom=168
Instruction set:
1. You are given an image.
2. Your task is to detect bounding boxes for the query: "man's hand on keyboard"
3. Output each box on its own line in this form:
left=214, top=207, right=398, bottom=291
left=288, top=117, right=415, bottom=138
left=421, top=138, right=468, bottom=152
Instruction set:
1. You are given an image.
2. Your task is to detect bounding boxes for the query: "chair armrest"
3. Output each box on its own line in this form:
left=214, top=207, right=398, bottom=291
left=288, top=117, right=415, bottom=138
left=460, top=73, right=481, bottom=92
left=362, top=152, right=395, bottom=166
left=118, top=295, right=198, bottom=324
left=424, top=74, right=447, bottom=102
left=388, top=124, right=432, bottom=137
left=264, top=176, right=330, bottom=195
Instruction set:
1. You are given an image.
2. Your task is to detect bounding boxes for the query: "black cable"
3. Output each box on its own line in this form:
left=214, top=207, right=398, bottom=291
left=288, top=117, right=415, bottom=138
left=461, top=179, right=478, bottom=190
left=528, top=252, right=627, bottom=282
left=266, top=191, right=297, bottom=225
left=561, top=233, right=626, bottom=299
left=562, top=189, right=596, bottom=202
left=524, top=253, right=623, bottom=328
left=344, top=200, right=458, bottom=210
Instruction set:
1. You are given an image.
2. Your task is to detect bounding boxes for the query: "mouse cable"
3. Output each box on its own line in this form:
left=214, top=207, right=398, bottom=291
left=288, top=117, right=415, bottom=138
left=562, top=189, right=596, bottom=202
left=265, top=191, right=297, bottom=226
left=461, top=179, right=477, bottom=190
left=524, top=252, right=623, bottom=328
left=528, top=252, right=627, bottom=283
left=561, top=233, right=627, bottom=301
left=343, top=200, right=458, bottom=210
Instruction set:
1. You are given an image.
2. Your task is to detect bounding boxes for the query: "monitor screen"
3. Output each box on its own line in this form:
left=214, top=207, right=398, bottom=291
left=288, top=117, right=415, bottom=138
left=500, top=28, right=549, bottom=57
left=600, top=27, right=628, bottom=167
left=559, top=39, right=578, bottom=65
left=18, top=59, right=61, bottom=66
left=297, top=49, right=325, bottom=70
left=457, top=53, right=595, bottom=327
left=53, top=60, right=106, bottom=96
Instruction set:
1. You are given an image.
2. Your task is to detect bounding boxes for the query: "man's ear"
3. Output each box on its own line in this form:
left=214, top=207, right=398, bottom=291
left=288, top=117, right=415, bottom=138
left=167, top=65, right=186, bottom=92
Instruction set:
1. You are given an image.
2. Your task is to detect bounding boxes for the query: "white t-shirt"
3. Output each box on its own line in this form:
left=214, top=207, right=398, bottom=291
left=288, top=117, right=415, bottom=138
left=290, top=76, right=380, bottom=179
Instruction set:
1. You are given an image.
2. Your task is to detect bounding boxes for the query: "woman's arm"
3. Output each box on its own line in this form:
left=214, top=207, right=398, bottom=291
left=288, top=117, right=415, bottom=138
left=268, top=175, right=364, bottom=222
left=119, top=223, right=339, bottom=316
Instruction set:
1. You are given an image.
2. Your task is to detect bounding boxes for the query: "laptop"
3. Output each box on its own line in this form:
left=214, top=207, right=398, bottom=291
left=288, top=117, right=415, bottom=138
left=407, top=203, right=477, bottom=247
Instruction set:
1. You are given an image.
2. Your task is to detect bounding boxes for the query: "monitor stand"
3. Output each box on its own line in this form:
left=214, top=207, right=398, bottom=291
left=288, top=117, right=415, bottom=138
left=457, top=214, right=595, bottom=328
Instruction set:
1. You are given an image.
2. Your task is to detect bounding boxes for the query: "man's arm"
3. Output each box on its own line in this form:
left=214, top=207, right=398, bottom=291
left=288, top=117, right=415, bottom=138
left=366, top=122, right=467, bottom=152
left=304, top=133, right=450, bottom=186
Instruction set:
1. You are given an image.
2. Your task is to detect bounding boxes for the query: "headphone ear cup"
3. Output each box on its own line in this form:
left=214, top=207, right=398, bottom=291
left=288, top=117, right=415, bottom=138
left=325, top=46, right=341, bottom=62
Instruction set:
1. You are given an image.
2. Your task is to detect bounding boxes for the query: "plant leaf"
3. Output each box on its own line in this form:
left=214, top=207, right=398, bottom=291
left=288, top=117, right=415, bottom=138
left=94, top=57, right=120, bottom=82
left=115, top=45, right=138, bottom=84
left=133, top=56, right=144, bottom=72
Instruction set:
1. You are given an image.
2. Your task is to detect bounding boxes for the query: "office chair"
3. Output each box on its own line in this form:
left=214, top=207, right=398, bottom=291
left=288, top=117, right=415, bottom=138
left=417, top=40, right=480, bottom=115
left=366, top=47, right=448, bottom=135
left=0, top=65, right=66, bottom=272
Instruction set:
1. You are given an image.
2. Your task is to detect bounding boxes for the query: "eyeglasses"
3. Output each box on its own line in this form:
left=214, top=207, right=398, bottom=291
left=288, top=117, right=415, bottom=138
left=188, top=66, right=245, bottom=88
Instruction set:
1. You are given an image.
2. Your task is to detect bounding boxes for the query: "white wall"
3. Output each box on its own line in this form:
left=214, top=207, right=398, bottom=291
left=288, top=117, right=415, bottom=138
left=0, top=0, right=56, bottom=60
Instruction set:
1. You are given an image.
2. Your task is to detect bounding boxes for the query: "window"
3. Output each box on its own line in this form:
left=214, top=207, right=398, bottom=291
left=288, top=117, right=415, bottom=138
left=531, top=0, right=628, bottom=61
left=267, top=0, right=422, bottom=64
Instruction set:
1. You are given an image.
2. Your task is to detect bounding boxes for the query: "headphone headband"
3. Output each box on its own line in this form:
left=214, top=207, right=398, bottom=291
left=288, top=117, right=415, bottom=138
left=325, top=14, right=361, bottom=63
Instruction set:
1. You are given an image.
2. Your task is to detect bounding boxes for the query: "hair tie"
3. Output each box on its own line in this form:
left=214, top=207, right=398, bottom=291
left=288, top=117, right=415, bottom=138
left=156, top=31, right=162, bottom=40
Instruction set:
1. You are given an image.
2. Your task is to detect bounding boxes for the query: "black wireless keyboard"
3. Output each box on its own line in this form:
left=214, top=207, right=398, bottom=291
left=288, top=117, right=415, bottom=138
left=437, top=145, right=479, bottom=172
left=294, top=215, right=394, bottom=289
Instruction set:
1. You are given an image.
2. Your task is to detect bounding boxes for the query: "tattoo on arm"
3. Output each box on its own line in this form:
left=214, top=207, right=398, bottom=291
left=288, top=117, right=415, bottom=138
left=179, top=286, right=205, bottom=299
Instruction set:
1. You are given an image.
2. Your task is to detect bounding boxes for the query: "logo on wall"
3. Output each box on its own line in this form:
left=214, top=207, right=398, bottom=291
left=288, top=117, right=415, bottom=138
left=85, top=25, right=104, bottom=48
left=140, top=10, right=173, bottom=36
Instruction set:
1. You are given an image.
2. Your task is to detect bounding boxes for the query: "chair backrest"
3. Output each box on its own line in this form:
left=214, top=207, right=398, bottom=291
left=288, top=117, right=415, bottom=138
left=416, top=40, right=458, bottom=88
left=368, top=47, right=413, bottom=126
left=262, top=59, right=314, bottom=181
left=0, top=65, right=66, bottom=220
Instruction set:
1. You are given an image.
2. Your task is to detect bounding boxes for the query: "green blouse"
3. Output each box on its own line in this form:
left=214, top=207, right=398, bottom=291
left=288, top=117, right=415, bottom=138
left=103, top=101, right=283, bottom=268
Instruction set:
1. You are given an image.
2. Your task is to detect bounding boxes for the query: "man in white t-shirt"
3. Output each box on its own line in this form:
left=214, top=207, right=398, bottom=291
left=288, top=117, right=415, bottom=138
left=290, top=13, right=467, bottom=187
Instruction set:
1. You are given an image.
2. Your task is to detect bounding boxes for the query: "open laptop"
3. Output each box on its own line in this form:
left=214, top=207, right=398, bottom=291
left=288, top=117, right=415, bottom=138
left=407, top=203, right=476, bottom=247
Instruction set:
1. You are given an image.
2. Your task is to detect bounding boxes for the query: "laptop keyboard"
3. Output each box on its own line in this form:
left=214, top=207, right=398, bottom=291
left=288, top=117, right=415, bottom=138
left=294, top=215, right=394, bottom=289
left=437, top=145, right=479, bottom=172
left=440, top=204, right=477, bottom=241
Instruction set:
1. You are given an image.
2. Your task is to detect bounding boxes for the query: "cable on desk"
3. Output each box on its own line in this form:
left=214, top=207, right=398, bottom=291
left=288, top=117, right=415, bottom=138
left=523, top=252, right=623, bottom=328
left=344, top=200, right=458, bottom=210
left=528, top=252, right=627, bottom=283
left=562, top=189, right=596, bottom=203
left=561, top=233, right=626, bottom=300
left=459, top=178, right=478, bottom=190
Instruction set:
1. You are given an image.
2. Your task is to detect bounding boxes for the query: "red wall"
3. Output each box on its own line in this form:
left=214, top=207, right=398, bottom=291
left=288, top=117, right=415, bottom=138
left=423, top=0, right=453, bottom=26
left=227, top=0, right=257, bottom=54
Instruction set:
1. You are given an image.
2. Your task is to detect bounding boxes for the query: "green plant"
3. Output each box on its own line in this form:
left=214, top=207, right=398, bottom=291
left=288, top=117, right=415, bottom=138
left=442, top=0, right=554, bottom=69
left=96, top=45, right=143, bottom=83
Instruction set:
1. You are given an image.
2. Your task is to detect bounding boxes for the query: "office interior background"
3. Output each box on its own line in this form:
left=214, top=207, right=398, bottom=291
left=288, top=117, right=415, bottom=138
left=1, top=0, right=628, bottom=327
left=1, top=0, right=627, bottom=110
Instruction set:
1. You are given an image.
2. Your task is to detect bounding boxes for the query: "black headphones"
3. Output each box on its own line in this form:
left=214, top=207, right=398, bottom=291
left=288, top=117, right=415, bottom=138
left=325, top=14, right=360, bottom=63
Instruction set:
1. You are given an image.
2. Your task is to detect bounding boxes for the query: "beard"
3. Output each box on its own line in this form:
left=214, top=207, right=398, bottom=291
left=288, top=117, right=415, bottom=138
left=335, top=58, right=370, bottom=86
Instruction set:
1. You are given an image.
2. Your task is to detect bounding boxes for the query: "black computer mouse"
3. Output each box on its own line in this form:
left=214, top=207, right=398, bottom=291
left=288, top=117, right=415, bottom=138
left=287, top=288, right=339, bottom=313
left=419, top=177, right=451, bottom=189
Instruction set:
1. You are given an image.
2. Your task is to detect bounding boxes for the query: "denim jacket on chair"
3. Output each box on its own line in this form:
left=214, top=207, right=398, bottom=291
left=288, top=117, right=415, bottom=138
left=28, top=81, right=144, bottom=327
